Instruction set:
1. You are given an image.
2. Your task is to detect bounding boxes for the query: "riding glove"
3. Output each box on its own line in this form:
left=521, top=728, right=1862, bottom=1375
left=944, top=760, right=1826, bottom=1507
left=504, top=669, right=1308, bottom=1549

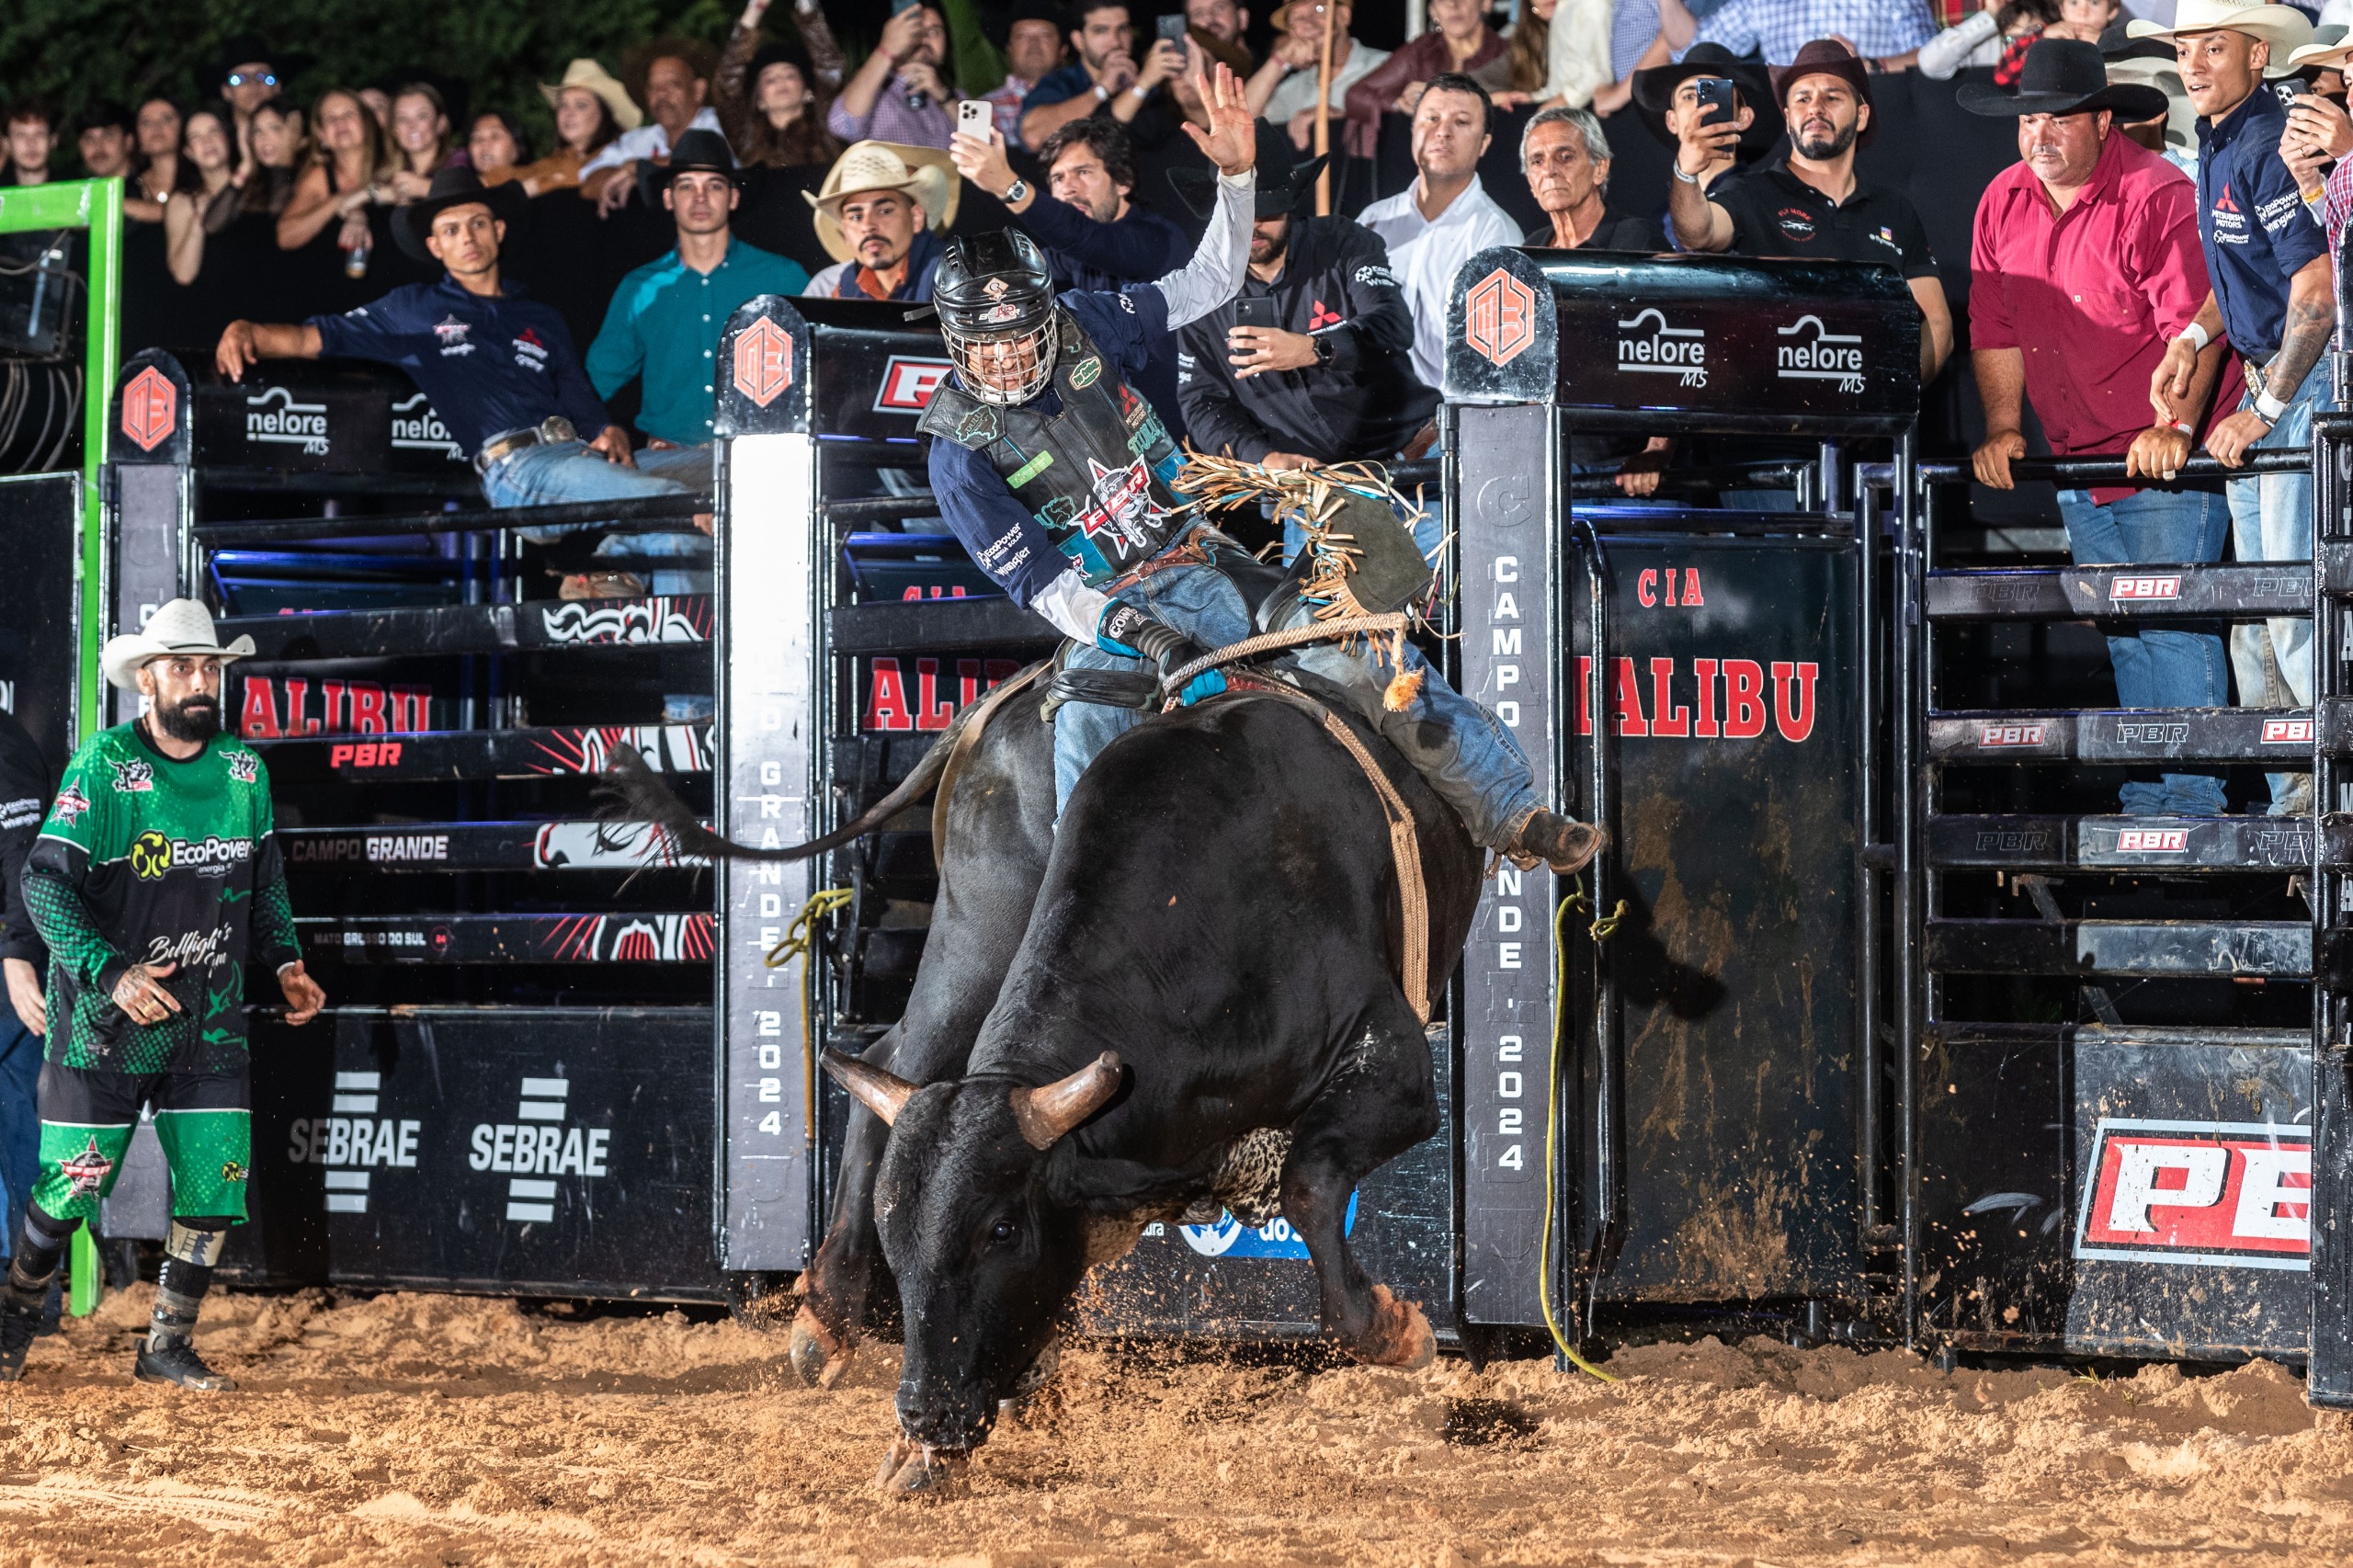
left=1095, top=604, right=1228, bottom=707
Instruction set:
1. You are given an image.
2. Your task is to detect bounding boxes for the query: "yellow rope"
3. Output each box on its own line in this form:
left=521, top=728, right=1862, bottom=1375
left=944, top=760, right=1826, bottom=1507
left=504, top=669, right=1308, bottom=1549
left=1539, top=891, right=1621, bottom=1382
left=767, top=886, right=854, bottom=1142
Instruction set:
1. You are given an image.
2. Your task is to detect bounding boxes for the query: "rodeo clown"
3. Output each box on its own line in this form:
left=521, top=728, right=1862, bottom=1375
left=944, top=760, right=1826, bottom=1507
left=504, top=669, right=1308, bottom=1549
left=925, top=64, right=1603, bottom=873
left=0, top=600, right=325, bottom=1391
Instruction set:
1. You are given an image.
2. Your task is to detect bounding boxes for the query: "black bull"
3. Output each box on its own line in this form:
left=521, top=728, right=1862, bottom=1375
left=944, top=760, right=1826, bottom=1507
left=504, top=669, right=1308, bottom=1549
left=612, top=673, right=1480, bottom=1473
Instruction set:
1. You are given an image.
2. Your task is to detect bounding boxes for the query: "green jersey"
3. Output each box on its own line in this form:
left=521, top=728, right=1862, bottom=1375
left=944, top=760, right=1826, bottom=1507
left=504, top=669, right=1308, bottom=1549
left=23, top=722, right=301, bottom=1073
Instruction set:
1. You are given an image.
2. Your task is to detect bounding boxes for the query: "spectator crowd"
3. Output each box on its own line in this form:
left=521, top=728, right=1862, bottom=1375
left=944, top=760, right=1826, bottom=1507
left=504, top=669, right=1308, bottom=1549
left=6, top=0, right=2353, bottom=816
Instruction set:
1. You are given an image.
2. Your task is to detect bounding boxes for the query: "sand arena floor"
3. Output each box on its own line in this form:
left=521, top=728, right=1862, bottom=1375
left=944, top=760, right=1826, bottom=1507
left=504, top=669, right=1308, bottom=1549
left=0, top=1286, right=2345, bottom=1565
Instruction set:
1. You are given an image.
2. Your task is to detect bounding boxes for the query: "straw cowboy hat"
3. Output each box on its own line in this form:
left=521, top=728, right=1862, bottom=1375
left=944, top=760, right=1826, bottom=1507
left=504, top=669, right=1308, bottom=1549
left=101, top=599, right=255, bottom=692
left=2126, top=0, right=2314, bottom=75
left=2286, top=24, right=2353, bottom=72
left=804, top=142, right=960, bottom=264
left=540, top=59, right=643, bottom=132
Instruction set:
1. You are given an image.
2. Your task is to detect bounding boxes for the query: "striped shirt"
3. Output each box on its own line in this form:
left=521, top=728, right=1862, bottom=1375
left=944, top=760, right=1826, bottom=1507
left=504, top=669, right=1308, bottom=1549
left=1682, top=0, right=1938, bottom=66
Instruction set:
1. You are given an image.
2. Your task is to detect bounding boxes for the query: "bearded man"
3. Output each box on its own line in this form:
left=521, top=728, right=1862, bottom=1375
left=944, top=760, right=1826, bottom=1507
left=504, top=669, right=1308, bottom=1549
left=0, top=601, right=325, bottom=1391
left=1666, top=37, right=1952, bottom=387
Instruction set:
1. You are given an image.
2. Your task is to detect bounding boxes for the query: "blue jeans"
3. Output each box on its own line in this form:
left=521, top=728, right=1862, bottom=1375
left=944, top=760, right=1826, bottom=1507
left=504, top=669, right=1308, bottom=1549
left=1053, top=563, right=1542, bottom=848
left=2224, top=378, right=2331, bottom=813
left=481, top=439, right=710, bottom=597
left=2057, top=486, right=2231, bottom=816
left=0, top=1015, right=40, bottom=1258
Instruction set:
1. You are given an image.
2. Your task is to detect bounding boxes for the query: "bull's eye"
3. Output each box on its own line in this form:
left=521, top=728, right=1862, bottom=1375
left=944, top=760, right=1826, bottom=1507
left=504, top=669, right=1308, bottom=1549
left=989, top=1219, right=1019, bottom=1245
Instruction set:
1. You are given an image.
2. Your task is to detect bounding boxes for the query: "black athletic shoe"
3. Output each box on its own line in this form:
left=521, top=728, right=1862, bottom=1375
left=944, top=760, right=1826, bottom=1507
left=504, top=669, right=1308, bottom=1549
left=133, top=1336, right=237, bottom=1392
left=0, top=1295, right=39, bottom=1382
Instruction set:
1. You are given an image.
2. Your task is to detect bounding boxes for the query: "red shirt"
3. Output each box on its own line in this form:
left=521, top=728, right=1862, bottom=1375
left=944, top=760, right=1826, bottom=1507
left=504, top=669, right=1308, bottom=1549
left=1970, top=131, right=2213, bottom=473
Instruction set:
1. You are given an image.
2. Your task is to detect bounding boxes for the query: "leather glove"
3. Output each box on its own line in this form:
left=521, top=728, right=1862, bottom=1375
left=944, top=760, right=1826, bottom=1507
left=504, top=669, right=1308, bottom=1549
left=1096, top=603, right=1229, bottom=707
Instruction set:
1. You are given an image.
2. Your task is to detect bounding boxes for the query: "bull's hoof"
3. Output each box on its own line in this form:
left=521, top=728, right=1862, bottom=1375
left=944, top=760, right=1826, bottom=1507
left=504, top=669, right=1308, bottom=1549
left=1348, top=1284, right=1437, bottom=1370
left=789, top=1303, right=856, bottom=1389
left=874, top=1437, right=969, bottom=1499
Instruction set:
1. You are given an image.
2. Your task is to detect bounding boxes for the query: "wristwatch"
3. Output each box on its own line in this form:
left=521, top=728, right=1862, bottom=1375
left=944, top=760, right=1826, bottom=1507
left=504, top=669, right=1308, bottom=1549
left=1311, top=333, right=1333, bottom=366
left=1094, top=83, right=1111, bottom=102
left=1001, top=176, right=1029, bottom=204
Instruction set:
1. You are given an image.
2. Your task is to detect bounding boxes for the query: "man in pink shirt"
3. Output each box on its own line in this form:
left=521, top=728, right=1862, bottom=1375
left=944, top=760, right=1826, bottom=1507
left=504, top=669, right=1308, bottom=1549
left=1965, top=39, right=2237, bottom=816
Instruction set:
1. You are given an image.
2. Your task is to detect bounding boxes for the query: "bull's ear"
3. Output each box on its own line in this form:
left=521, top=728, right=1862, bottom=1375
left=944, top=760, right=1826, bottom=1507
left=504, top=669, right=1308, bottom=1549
left=821, top=1049, right=919, bottom=1126
left=1009, top=1051, right=1123, bottom=1151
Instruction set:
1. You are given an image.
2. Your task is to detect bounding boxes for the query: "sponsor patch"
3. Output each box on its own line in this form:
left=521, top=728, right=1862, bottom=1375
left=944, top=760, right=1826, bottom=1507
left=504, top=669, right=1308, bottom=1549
left=61, top=1136, right=114, bottom=1197
left=2075, top=1119, right=2310, bottom=1270
left=49, top=782, right=90, bottom=826
left=1007, top=449, right=1054, bottom=487
left=221, top=1161, right=248, bottom=1185
left=1069, top=357, right=1102, bottom=389
left=130, top=829, right=173, bottom=881
left=1777, top=207, right=1816, bottom=241
left=1353, top=264, right=1397, bottom=289
left=109, top=759, right=155, bottom=794
left=224, top=749, right=259, bottom=785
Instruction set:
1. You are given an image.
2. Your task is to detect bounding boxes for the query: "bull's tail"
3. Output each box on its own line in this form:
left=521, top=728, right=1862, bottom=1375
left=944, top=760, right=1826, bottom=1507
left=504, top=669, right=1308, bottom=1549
left=601, top=708, right=972, bottom=864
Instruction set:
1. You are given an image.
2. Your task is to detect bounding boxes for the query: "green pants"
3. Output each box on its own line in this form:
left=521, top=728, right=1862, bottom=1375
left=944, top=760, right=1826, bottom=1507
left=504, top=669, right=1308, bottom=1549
left=29, top=1059, right=250, bottom=1223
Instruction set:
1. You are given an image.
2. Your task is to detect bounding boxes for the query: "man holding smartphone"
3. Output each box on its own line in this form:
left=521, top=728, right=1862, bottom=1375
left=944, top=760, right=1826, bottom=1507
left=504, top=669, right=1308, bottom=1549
left=1021, top=1, right=1189, bottom=149
left=831, top=1, right=958, bottom=150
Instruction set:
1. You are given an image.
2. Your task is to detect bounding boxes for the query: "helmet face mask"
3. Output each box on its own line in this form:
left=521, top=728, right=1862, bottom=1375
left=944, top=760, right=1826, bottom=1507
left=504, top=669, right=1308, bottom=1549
left=936, top=230, right=1060, bottom=406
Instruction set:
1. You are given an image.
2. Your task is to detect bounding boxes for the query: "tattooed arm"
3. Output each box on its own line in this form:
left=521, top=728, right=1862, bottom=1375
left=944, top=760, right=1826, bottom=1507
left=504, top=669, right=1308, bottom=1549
left=2210, top=255, right=2334, bottom=469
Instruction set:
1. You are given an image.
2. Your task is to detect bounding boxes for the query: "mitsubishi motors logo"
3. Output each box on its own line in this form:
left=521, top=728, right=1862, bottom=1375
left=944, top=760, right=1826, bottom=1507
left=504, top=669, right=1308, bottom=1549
left=120, top=365, right=176, bottom=452
left=733, top=316, right=794, bottom=407
left=1463, top=267, right=1536, bottom=367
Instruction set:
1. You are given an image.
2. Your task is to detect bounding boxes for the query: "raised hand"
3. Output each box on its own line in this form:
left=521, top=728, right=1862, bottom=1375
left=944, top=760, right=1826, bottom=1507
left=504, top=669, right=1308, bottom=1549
left=1182, top=62, right=1256, bottom=176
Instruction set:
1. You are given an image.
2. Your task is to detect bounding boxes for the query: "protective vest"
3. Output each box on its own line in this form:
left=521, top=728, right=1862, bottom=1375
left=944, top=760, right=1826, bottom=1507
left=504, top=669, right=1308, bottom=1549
left=920, top=310, right=1191, bottom=586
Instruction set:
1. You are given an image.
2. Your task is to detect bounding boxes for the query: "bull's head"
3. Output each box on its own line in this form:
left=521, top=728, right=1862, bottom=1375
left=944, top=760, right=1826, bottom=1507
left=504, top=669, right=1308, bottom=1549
left=824, top=1048, right=1127, bottom=1452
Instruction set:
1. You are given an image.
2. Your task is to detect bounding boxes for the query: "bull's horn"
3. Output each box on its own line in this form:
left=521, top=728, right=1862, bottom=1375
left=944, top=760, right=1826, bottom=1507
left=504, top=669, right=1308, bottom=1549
left=1008, top=1052, right=1123, bottom=1150
left=822, top=1050, right=919, bottom=1126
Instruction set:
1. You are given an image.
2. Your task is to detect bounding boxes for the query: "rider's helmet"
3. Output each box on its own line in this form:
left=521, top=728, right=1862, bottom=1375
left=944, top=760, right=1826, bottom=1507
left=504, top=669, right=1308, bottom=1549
left=934, top=230, right=1058, bottom=407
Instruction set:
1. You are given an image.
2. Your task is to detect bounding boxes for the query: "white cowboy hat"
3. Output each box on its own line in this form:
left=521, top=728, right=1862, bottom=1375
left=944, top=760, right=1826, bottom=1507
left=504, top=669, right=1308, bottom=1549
left=2126, top=0, right=2314, bottom=75
left=2286, top=24, right=2353, bottom=72
left=540, top=58, right=644, bottom=133
left=2104, top=58, right=2200, bottom=152
left=100, top=598, right=256, bottom=692
left=803, top=141, right=960, bottom=264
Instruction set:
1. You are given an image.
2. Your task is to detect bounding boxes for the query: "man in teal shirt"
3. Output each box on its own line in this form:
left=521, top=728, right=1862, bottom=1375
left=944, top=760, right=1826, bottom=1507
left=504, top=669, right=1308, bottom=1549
left=586, top=129, right=809, bottom=509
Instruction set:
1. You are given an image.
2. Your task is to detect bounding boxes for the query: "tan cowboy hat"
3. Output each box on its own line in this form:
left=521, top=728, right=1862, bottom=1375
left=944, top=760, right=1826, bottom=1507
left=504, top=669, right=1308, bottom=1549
left=101, top=599, right=255, bottom=692
left=540, top=59, right=643, bottom=132
left=2126, top=0, right=2314, bottom=76
left=804, top=141, right=960, bottom=264
left=2105, top=57, right=2200, bottom=152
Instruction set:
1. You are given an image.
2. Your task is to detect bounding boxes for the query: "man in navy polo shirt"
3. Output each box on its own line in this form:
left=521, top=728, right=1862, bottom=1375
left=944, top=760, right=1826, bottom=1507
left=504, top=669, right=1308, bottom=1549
left=2139, top=2, right=2328, bottom=815
left=215, top=169, right=695, bottom=603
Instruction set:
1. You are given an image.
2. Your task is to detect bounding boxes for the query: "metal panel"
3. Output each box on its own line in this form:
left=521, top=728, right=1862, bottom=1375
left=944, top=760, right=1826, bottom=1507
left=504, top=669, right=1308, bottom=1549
left=1456, top=402, right=1560, bottom=1326
left=716, top=429, right=819, bottom=1273
left=279, top=821, right=702, bottom=873
left=254, top=722, right=710, bottom=783
left=828, top=597, right=1054, bottom=656
left=1928, top=707, right=2335, bottom=762
left=2066, top=1037, right=2309, bottom=1359
left=0, top=472, right=81, bottom=763
left=222, top=1007, right=724, bottom=1301
left=299, top=914, right=714, bottom=963
left=1927, top=564, right=2311, bottom=619
left=1928, top=813, right=2329, bottom=870
left=1927, top=919, right=2311, bottom=977
left=108, top=349, right=193, bottom=727
left=222, top=597, right=712, bottom=661
left=1442, top=247, right=1920, bottom=436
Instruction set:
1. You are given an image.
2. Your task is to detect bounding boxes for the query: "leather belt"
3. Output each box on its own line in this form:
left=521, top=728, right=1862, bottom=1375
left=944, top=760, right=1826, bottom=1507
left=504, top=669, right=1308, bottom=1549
left=473, top=415, right=580, bottom=474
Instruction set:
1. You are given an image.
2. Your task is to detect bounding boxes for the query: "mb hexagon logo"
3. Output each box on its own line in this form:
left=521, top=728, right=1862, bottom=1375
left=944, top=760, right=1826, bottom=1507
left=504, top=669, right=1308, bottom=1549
left=120, top=365, right=177, bottom=452
left=732, top=316, right=795, bottom=408
left=1464, top=267, right=1537, bottom=368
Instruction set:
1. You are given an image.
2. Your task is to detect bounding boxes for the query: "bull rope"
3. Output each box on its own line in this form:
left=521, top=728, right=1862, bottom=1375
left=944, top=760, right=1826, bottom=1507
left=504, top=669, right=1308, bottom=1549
left=1156, top=610, right=1414, bottom=701
left=767, top=886, right=856, bottom=1142
left=1540, top=892, right=1620, bottom=1382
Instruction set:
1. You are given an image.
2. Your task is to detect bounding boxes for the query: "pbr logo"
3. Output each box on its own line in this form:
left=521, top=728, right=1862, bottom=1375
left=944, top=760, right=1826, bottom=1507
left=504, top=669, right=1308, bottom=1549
left=1464, top=267, right=1537, bottom=367
left=61, top=1136, right=114, bottom=1197
left=119, top=365, right=177, bottom=452
left=50, top=783, right=90, bottom=826
left=733, top=316, right=795, bottom=408
left=1616, top=307, right=1707, bottom=387
left=873, top=355, right=953, bottom=412
left=1775, top=314, right=1865, bottom=393
left=2075, top=1119, right=2310, bottom=1270
left=1978, top=722, right=2046, bottom=748
left=2263, top=719, right=2313, bottom=744
left=2115, top=828, right=2188, bottom=853
left=2110, top=575, right=2181, bottom=600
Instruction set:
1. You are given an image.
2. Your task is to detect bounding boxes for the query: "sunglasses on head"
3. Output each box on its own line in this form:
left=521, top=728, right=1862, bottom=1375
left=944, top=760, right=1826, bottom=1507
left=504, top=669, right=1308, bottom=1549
left=225, top=72, right=278, bottom=87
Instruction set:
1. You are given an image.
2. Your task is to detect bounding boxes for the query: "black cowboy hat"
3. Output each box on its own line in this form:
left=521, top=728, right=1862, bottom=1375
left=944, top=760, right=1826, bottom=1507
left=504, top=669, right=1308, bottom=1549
left=2098, top=21, right=2177, bottom=62
left=1772, top=38, right=1880, bottom=148
left=208, top=33, right=313, bottom=87
left=1171, top=123, right=1326, bottom=220
left=636, top=127, right=745, bottom=208
left=1629, top=40, right=1776, bottom=153
left=392, top=167, right=529, bottom=264
left=1958, top=37, right=2171, bottom=121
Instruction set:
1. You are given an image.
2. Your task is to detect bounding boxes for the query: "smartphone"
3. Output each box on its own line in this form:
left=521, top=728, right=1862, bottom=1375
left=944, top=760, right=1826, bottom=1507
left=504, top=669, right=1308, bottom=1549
left=1693, top=75, right=1735, bottom=127
left=957, top=99, right=992, bottom=140
left=892, top=0, right=920, bottom=12
left=1233, top=296, right=1279, bottom=331
left=2274, top=78, right=2308, bottom=110
left=1158, top=14, right=1190, bottom=42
